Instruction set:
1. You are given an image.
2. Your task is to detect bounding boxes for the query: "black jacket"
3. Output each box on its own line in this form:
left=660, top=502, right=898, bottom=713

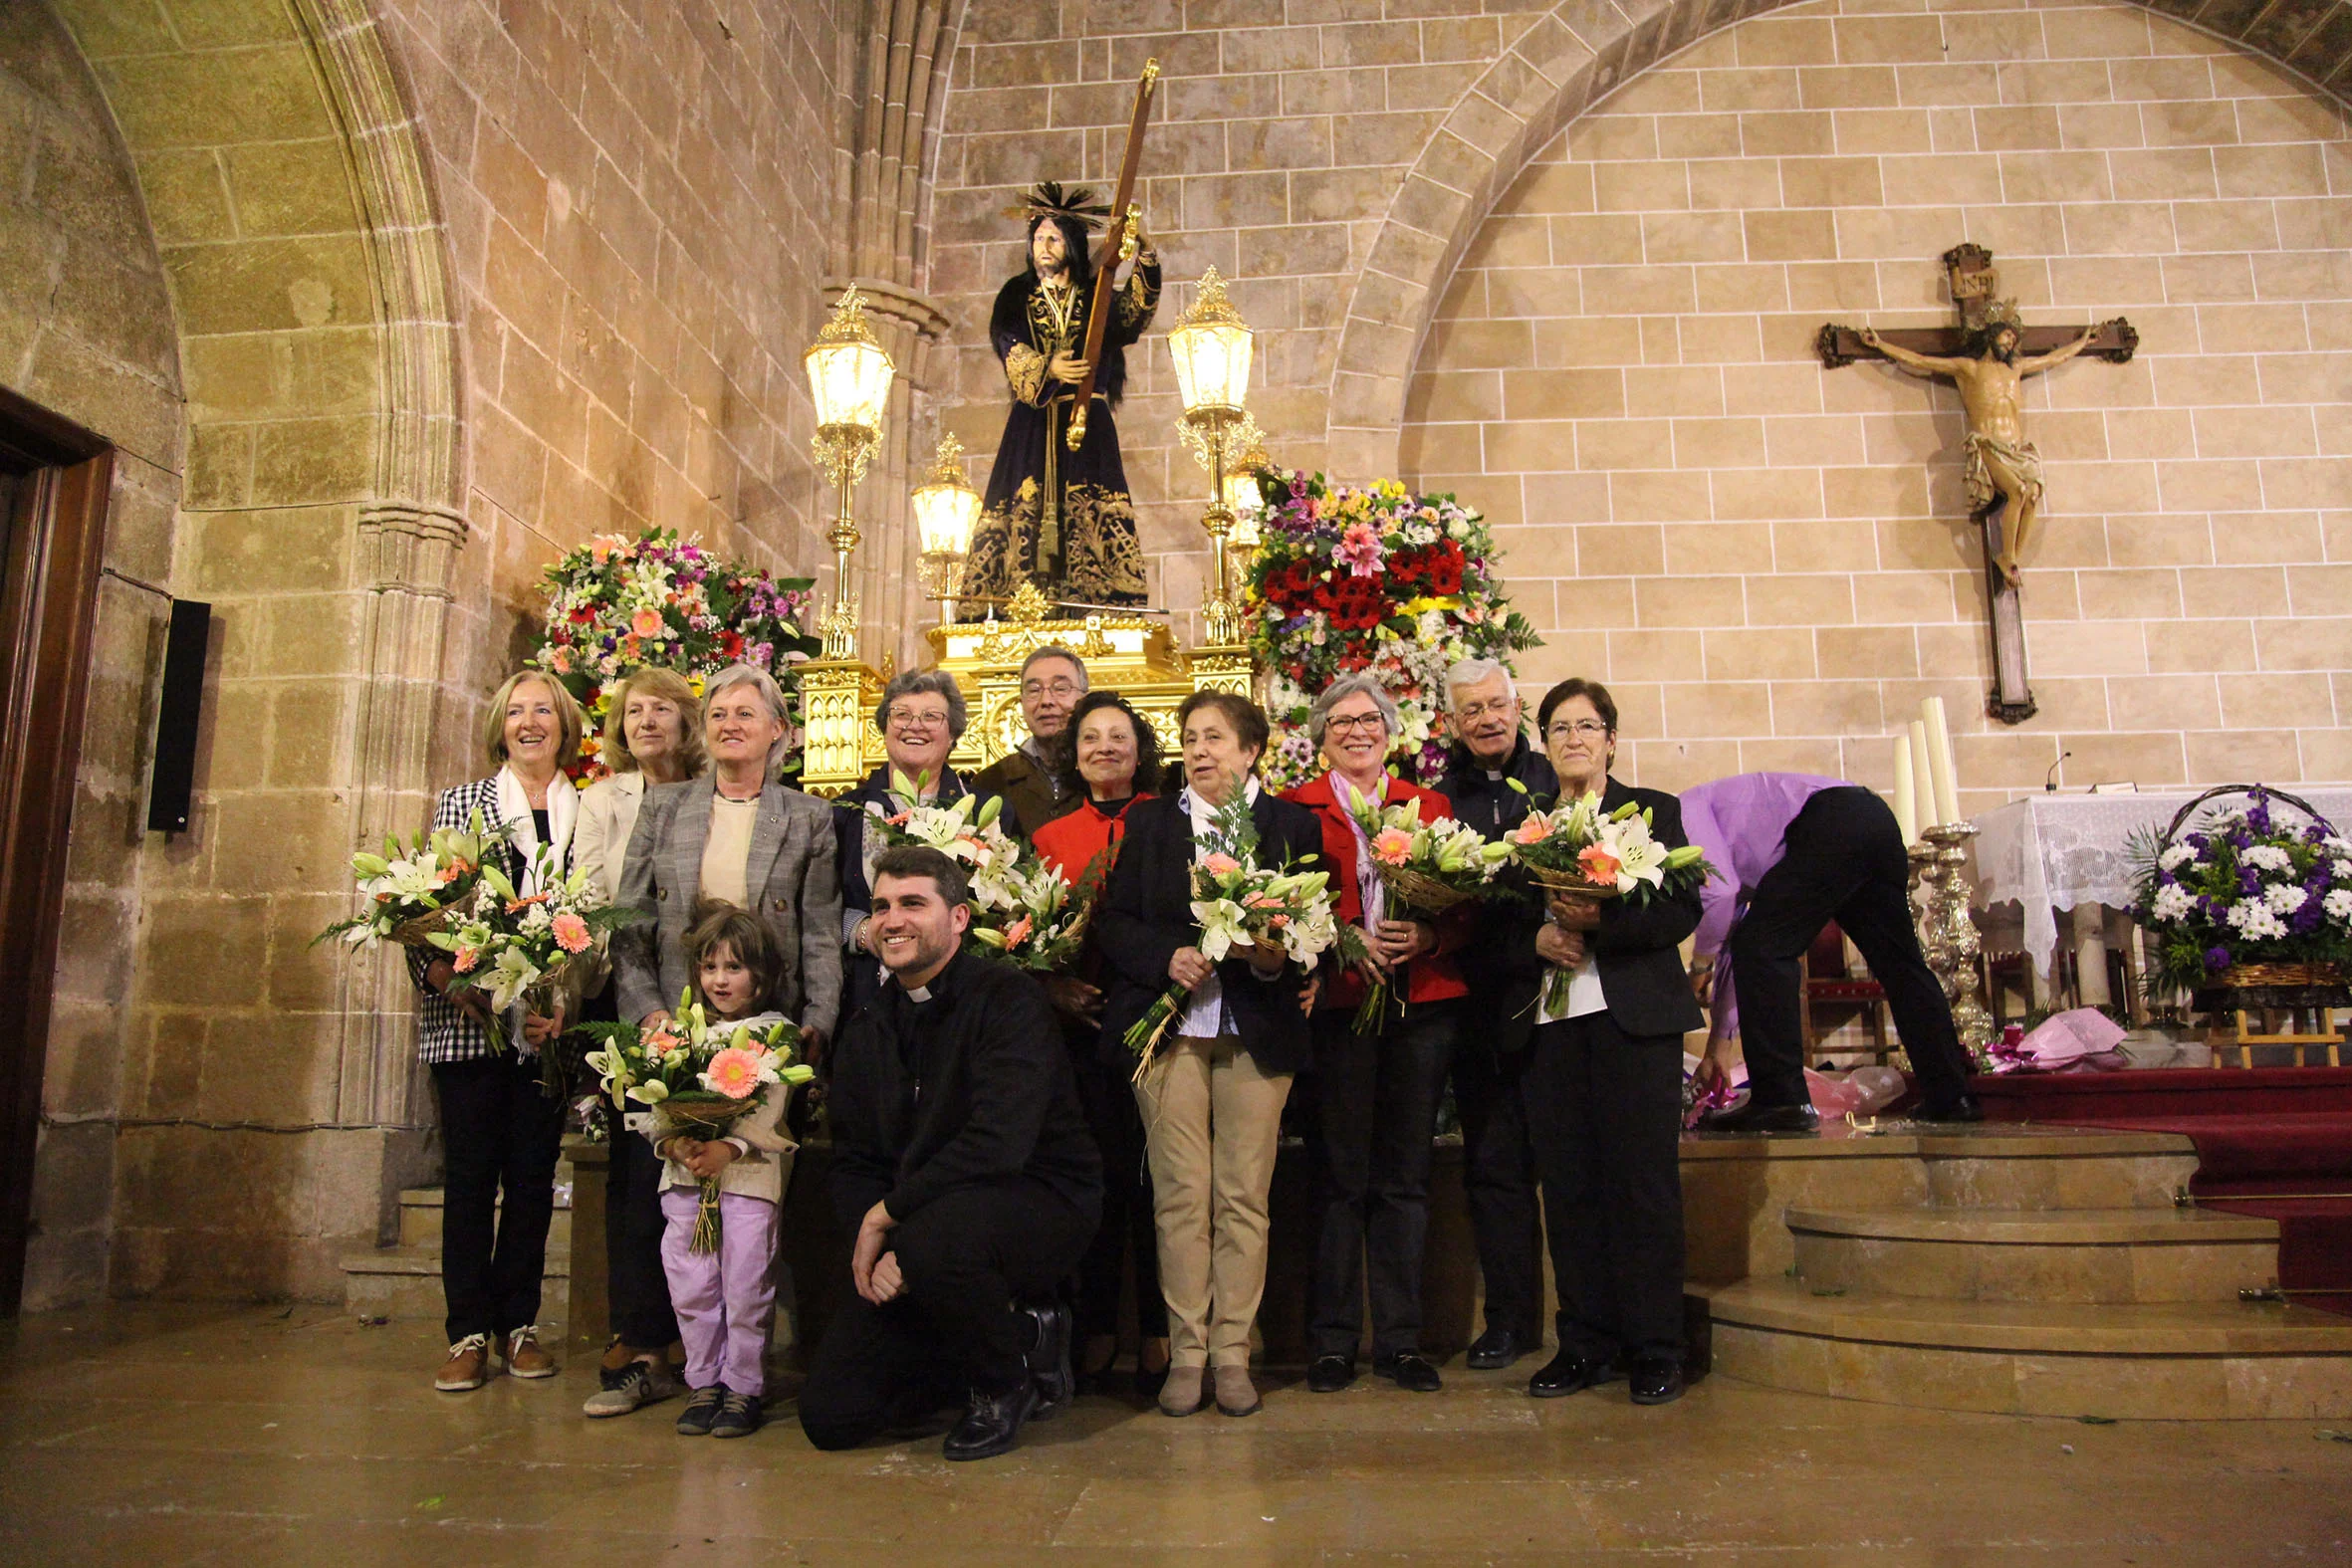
left=1094, top=789, right=1325, bottom=1076
left=1555, top=776, right=1708, bottom=1041
left=826, top=945, right=1101, bottom=1229
left=1438, top=737, right=1556, bottom=1052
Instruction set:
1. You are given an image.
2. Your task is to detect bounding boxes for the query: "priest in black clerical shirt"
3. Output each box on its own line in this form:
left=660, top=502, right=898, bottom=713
left=798, top=845, right=1102, bottom=1461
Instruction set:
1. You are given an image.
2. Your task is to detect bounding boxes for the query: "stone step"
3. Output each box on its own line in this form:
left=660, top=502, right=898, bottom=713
left=341, top=1242, right=571, bottom=1322
left=1787, top=1205, right=2281, bottom=1304
left=396, top=1186, right=573, bottom=1250
left=1703, top=1276, right=2352, bottom=1419
left=1914, top=1131, right=2199, bottom=1212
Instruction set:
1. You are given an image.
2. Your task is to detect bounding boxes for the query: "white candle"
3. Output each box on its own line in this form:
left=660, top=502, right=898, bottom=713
left=1892, top=734, right=1920, bottom=845
left=1908, top=720, right=1940, bottom=830
left=1921, top=696, right=1963, bottom=826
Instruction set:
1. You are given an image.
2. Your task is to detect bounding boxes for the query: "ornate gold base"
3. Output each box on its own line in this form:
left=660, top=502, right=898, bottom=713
left=794, top=595, right=1259, bottom=797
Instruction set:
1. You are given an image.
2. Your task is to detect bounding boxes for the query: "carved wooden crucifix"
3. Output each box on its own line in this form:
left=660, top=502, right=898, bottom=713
left=1819, top=246, right=2136, bottom=724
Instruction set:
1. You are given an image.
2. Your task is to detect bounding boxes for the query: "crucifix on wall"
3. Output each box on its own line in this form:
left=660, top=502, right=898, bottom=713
left=1819, top=246, right=2136, bottom=724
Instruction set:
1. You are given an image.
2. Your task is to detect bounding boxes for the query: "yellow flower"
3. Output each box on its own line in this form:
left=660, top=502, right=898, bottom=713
left=687, top=673, right=706, bottom=697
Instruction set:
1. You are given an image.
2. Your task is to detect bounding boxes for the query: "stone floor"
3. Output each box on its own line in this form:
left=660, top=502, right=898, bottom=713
left=3, top=1303, right=2348, bottom=1565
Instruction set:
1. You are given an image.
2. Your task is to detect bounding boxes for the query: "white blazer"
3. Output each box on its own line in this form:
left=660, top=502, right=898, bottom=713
left=574, top=770, right=647, bottom=904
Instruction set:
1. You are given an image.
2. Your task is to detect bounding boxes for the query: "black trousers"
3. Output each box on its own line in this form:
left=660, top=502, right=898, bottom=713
left=799, top=1180, right=1095, bottom=1452
left=430, top=1053, right=567, bottom=1345
left=580, top=983, right=678, bottom=1352
left=1305, top=1002, right=1455, bottom=1361
left=1525, top=1013, right=1685, bottom=1364
left=1451, top=1034, right=1541, bottom=1342
left=1727, top=785, right=1973, bottom=1111
left=1069, top=1036, right=1166, bottom=1343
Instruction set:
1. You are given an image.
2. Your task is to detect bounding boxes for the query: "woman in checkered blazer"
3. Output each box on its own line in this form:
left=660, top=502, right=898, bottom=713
left=411, top=669, right=585, bottom=1395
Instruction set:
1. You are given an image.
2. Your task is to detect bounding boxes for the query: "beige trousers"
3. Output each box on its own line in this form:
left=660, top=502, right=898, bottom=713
left=1133, top=1033, right=1292, bottom=1369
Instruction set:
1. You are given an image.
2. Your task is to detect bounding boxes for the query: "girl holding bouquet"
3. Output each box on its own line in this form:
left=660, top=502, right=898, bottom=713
left=1522, top=679, right=1704, bottom=1408
left=1283, top=674, right=1466, bottom=1396
left=1031, top=690, right=1169, bottom=1399
left=1095, top=692, right=1322, bottom=1420
left=655, top=902, right=800, bottom=1441
left=411, top=669, right=585, bottom=1394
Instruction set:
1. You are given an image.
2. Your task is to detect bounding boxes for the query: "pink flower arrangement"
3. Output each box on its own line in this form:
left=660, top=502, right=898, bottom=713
left=1336, top=521, right=1385, bottom=577
left=700, top=1045, right=769, bottom=1101
left=1202, top=852, right=1242, bottom=876
left=1371, top=826, right=1414, bottom=866
left=551, top=911, right=591, bottom=954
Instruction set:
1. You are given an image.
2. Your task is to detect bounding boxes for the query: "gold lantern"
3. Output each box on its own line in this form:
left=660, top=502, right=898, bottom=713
left=804, top=286, right=896, bottom=659
left=910, top=433, right=981, bottom=625
left=1169, top=267, right=1258, bottom=646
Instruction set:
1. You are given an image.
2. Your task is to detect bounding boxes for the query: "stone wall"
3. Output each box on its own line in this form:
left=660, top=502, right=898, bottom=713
left=0, top=2, right=181, bottom=1309
left=1403, top=0, right=2352, bottom=808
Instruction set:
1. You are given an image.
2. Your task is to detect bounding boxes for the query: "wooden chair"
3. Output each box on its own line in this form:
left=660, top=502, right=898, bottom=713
left=1798, top=920, right=1893, bottom=1066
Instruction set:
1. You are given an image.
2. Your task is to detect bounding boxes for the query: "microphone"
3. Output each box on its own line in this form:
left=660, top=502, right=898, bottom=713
left=2046, top=751, right=2072, bottom=792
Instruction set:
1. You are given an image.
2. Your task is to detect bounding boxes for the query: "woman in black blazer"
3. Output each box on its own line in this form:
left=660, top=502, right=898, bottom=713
left=1095, top=691, right=1320, bottom=1421
left=1521, top=678, right=1705, bottom=1408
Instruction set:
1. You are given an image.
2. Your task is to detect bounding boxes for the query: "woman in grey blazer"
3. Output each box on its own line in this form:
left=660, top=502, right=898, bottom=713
left=612, top=664, right=843, bottom=1048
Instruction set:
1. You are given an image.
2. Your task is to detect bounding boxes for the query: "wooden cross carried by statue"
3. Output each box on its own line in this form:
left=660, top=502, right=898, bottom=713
left=1819, top=246, right=2136, bottom=724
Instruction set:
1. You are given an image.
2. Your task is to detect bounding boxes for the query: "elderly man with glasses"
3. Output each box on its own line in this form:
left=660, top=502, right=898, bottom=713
left=974, top=646, right=1089, bottom=838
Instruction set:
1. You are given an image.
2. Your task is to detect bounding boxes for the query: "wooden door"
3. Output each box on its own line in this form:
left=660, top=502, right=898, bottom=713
left=0, top=385, right=112, bottom=1313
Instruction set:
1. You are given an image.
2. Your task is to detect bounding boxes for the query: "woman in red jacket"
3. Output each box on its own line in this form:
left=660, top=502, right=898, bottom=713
left=1028, top=690, right=1169, bottom=1399
left=1283, top=673, right=1468, bottom=1395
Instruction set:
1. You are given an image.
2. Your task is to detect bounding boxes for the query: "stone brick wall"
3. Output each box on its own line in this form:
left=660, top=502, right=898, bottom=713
left=0, top=3, right=181, bottom=1309
left=1402, top=0, right=2352, bottom=809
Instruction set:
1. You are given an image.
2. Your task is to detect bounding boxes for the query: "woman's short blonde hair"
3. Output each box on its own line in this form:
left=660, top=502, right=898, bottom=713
left=601, top=666, right=708, bottom=777
left=484, top=669, right=585, bottom=771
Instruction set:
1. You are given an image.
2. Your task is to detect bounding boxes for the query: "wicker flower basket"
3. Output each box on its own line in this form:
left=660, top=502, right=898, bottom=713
left=1374, top=863, right=1478, bottom=917
left=1526, top=865, right=1623, bottom=903
left=388, top=903, right=464, bottom=949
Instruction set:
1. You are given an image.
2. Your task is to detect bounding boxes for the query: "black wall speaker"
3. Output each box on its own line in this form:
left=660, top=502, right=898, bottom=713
left=146, top=598, right=210, bottom=834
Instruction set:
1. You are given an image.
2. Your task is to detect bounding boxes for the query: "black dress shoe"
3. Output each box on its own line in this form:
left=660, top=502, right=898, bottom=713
left=1021, top=1302, right=1074, bottom=1421
left=1701, top=1098, right=1820, bottom=1135
left=1629, top=1356, right=1686, bottom=1406
left=1528, top=1351, right=1619, bottom=1399
left=943, top=1381, right=1040, bottom=1461
left=1306, top=1354, right=1355, bottom=1394
left=1915, top=1092, right=1986, bottom=1124
left=1466, top=1325, right=1528, bottom=1370
left=1375, top=1351, right=1443, bottom=1393
left=1132, top=1360, right=1170, bottom=1403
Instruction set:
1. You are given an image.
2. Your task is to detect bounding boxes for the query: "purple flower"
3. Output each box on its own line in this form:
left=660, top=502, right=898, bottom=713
left=2239, top=868, right=2262, bottom=896
left=2204, top=945, right=2234, bottom=973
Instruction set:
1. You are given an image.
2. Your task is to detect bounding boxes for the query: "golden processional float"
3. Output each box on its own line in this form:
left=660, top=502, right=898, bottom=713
left=791, top=62, right=1273, bottom=796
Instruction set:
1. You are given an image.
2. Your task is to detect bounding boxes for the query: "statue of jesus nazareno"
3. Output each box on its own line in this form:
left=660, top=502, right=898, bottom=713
left=961, top=181, right=1161, bottom=615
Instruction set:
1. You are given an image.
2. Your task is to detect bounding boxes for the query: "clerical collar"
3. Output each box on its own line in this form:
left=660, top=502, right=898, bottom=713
left=903, top=983, right=932, bottom=1004
left=1485, top=770, right=1504, bottom=783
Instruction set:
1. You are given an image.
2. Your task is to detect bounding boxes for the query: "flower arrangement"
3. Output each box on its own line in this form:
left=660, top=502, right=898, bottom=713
left=428, top=843, right=640, bottom=1075
left=1512, top=792, right=1715, bottom=1012
left=580, top=994, right=815, bottom=1251
left=1245, top=472, right=1540, bottom=792
left=2129, top=786, right=2352, bottom=1000
left=531, top=528, right=820, bottom=782
left=1343, top=784, right=1515, bottom=1030
left=1121, top=788, right=1356, bottom=1076
left=970, top=846, right=1110, bottom=974
left=868, top=788, right=1025, bottom=916
left=313, top=809, right=502, bottom=949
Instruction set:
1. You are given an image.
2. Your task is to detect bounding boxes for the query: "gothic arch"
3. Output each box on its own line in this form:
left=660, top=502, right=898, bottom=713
left=1326, top=0, right=2352, bottom=479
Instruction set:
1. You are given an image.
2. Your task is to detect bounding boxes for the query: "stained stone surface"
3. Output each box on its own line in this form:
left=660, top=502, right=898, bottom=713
left=2, top=1302, right=2348, bottom=1564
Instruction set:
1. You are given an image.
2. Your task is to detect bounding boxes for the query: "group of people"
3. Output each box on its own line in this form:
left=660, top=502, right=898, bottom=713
left=407, top=643, right=1980, bottom=1460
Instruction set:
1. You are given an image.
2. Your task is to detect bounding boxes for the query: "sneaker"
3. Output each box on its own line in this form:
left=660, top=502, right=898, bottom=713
left=709, top=1390, right=764, bottom=1439
left=583, top=1356, right=679, bottom=1418
left=435, top=1333, right=490, bottom=1392
left=676, top=1384, right=726, bottom=1436
left=504, top=1325, right=558, bottom=1379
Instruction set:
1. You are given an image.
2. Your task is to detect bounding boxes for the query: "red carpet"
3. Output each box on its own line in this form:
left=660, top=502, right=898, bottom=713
left=1975, top=1069, right=2352, bottom=1317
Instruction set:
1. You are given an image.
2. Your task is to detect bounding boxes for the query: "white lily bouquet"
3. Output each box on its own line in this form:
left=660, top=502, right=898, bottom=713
left=1121, top=788, right=1356, bottom=1079
left=1342, top=784, right=1515, bottom=1031
left=870, top=780, right=1025, bottom=914
left=579, top=993, right=815, bottom=1251
left=313, top=809, right=501, bottom=950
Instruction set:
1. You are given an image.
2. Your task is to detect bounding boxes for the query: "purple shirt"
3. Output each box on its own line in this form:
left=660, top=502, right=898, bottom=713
left=1678, top=772, right=1851, bottom=1039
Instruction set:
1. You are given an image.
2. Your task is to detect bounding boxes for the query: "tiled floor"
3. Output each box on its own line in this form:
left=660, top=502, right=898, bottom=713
left=3, top=1303, right=2347, bottom=1564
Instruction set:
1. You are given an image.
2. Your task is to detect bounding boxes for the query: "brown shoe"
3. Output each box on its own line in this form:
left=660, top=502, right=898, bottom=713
left=1213, top=1364, right=1262, bottom=1418
left=435, top=1333, right=490, bottom=1392
left=505, top=1325, right=558, bottom=1379
left=599, top=1335, right=637, bottom=1374
left=1157, top=1365, right=1207, bottom=1418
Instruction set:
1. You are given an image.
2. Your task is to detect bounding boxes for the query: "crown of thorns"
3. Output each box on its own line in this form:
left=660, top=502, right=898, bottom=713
left=1982, top=297, right=2024, bottom=330
left=1004, top=180, right=1111, bottom=231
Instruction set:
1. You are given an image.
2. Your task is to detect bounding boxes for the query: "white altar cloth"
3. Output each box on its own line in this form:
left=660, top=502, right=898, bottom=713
left=1972, top=787, right=2352, bottom=976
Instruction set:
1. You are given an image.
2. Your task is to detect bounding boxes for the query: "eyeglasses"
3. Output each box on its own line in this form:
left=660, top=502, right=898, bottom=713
left=1545, top=719, right=1610, bottom=741
left=1323, top=713, right=1388, bottom=736
left=1454, top=698, right=1517, bottom=723
left=1022, top=678, right=1081, bottom=700
left=888, top=708, right=951, bottom=731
